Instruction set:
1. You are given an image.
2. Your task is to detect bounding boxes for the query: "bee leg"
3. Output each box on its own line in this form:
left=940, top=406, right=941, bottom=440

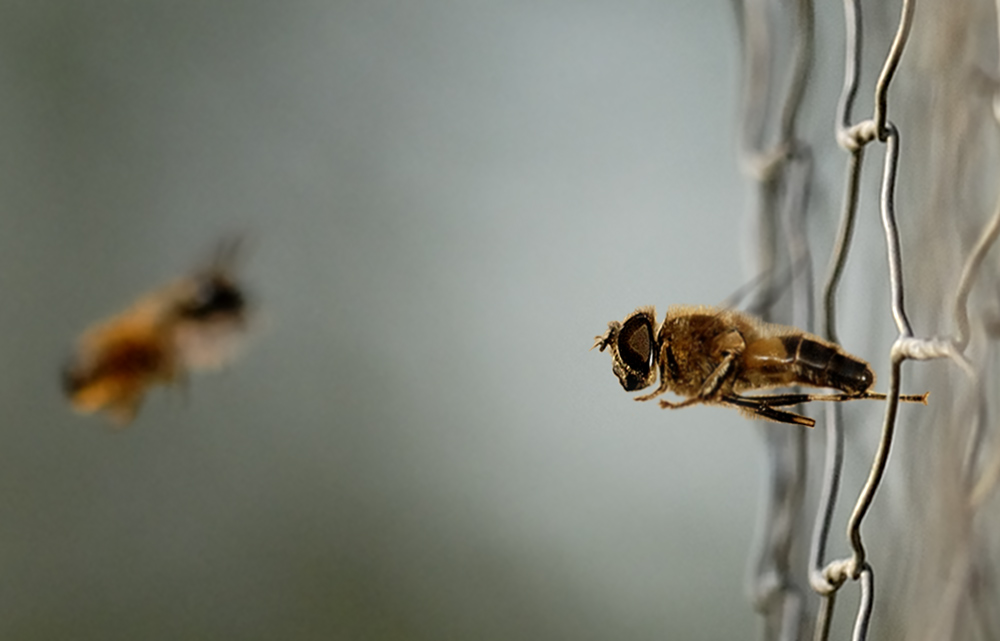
left=657, top=397, right=703, bottom=410
left=722, top=394, right=815, bottom=427
left=747, top=404, right=816, bottom=427
left=735, top=392, right=835, bottom=407
left=694, top=349, right=740, bottom=401
left=107, top=395, right=142, bottom=427
left=685, top=329, right=746, bottom=402
left=654, top=352, right=740, bottom=409
left=831, top=391, right=929, bottom=404
left=651, top=338, right=743, bottom=410
left=736, top=391, right=929, bottom=407
left=633, top=385, right=667, bottom=402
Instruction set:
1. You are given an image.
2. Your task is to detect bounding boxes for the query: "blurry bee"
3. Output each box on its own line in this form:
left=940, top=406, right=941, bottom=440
left=593, top=305, right=927, bottom=427
left=62, top=238, right=252, bottom=425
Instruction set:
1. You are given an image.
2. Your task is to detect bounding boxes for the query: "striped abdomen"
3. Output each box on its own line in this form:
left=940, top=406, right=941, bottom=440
left=741, top=335, right=874, bottom=394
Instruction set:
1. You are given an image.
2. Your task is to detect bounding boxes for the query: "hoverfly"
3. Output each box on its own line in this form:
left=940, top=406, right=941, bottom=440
left=593, top=305, right=927, bottom=427
left=62, top=238, right=252, bottom=425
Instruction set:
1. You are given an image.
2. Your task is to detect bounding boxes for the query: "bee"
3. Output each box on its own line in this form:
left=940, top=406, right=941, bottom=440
left=593, top=305, right=927, bottom=427
left=62, top=239, right=252, bottom=425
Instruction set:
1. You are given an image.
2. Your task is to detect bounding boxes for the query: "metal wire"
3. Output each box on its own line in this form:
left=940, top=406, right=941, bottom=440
left=810, top=1, right=918, bottom=637
left=731, top=0, right=1000, bottom=638
left=849, top=565, right=874, bottom=641
left=732, top=2, right=816, bottom=639
left=873, top=1, right=915, bottom=142
left=810, top=0, right=1000, bottom=638
left=953, top=192, right=1000, bottom=352
left=961, top=0, right=1000, bottom=531
left=808, top=151, right=862, bottom=603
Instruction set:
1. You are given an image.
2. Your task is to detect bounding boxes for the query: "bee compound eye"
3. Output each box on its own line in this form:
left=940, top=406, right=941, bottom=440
left=617, top=314, right=653, bottom=377
left=61, top=360, right=86, bottom=395
left=182, top=277, right=246, bottom=319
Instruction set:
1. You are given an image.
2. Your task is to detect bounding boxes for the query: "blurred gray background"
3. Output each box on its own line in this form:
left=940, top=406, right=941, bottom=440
left=0, top=2, right=764, bottom=639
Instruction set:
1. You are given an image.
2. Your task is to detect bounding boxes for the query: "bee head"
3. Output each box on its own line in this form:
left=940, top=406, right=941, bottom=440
left=172, top=265, right=253, bottom=371
left=593, top=308, right=658, bottom=392
left=61, top=359, right=88, bottom=396
left=173, top=234, right=251, bottom=322
left=177, top=273, right=247, bottom=321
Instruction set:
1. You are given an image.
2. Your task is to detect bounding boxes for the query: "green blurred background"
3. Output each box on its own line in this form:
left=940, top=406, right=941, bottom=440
left=0, top=2, right=763, bottom=639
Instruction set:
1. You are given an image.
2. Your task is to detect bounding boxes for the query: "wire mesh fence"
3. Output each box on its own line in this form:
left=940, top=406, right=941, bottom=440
left=733, top=0, right=1000, bottom=638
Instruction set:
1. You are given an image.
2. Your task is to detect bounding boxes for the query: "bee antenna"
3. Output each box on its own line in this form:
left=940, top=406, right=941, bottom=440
left=591, top=321, right=621, bottom=352
left=207, top=233, right=250, bottom=273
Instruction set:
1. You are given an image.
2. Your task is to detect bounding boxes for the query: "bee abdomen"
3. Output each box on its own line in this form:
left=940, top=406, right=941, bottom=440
left=781, top=336, right=874, bottom=394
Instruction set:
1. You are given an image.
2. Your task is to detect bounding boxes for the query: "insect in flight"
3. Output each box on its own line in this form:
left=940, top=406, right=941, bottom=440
left=593, top=305, right=927, bottom=427
left=62, top=238, right=253, bottom=426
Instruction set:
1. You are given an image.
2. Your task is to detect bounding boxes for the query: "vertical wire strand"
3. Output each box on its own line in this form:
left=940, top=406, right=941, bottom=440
left=807, top=2, right=864, bottom=629
left=812, top=590, right=836, bottom=641
left=953, top=194, right=1000, bottom=352
left=739, top=3, right=815, bottom=638
left=811, top=2, right=916, bottom=639
left=809, top=148, right=863, bottom=596
left=877, top=126, right=913, bottom=338
left=842, top=122, right=910, bottom=579
left=779, top=0, right=815, bottom=145
left=845, top=353, right=903, bottom=576
left=872, top=0, right=915, bottom=141
left=850, top=565, right=874, bottom=641
left=736, top=0, right=778, bottom=178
